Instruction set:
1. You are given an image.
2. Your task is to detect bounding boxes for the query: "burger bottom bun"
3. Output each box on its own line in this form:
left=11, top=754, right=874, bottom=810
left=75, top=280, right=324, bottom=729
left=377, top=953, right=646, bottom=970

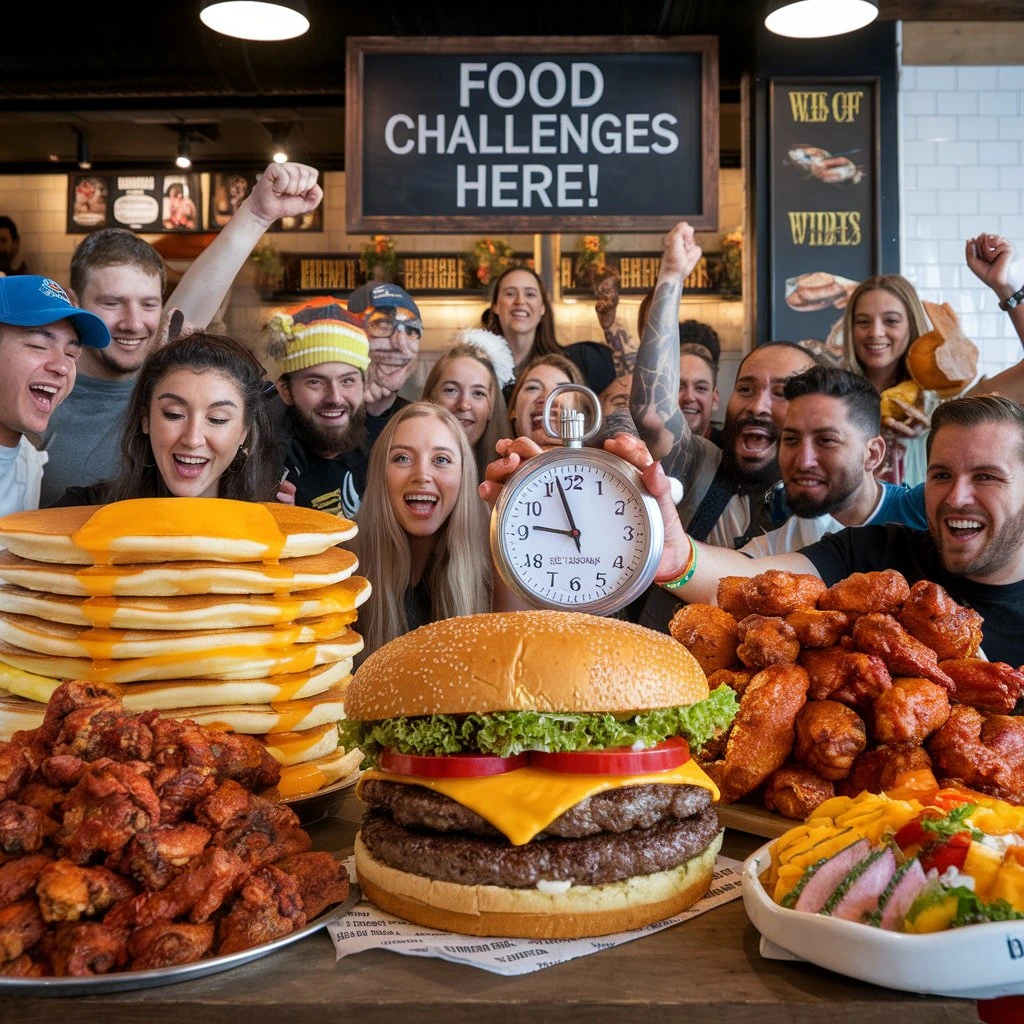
left=354, top=830, right=723, bottom=939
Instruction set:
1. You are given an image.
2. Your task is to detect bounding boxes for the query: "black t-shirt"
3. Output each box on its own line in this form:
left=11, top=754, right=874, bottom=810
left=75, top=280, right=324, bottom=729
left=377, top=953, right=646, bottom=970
left=365, top=396, right=410, bottom=448
left=800, top=524, right=1024, bottom=666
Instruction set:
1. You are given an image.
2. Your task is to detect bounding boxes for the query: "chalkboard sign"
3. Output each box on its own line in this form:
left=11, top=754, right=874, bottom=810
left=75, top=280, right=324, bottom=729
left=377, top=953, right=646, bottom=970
left=768, top=78, right=880, bottom=348
left=346, top=36, right=719, bottom=233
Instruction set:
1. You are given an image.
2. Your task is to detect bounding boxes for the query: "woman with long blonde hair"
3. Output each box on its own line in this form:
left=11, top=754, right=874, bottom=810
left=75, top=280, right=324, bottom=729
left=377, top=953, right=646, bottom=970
left=352, top=402, right=491, bottom=660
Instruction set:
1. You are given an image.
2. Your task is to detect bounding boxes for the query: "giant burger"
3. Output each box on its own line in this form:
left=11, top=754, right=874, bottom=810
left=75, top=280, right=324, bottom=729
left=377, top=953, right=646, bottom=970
left=341, top=610, right=738, bottom=938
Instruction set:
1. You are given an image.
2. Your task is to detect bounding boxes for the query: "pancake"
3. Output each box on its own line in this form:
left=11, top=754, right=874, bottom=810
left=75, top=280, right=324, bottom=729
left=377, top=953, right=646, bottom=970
left=0, top=498, right=356, bottom=564
left=261, top=723, right=341, bottom=766
left=0, top=660, right=350, bottom=709
left=0, top=577, right=370, bottom=630
left=0, top=691, right=42, bottom=740
left=0, top=547, right=359, bottom=597
left=0, top=610, right=360, bottom=659
left=160, top=685, right=347, bottom=735
left=276, top=746, right=364, bottom=799
left=0, top=632, right=363, bottom=682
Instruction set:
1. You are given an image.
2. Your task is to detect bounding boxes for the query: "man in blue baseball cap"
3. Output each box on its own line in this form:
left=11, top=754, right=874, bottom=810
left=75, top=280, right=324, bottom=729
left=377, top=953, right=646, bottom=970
left=0, top=275, right=109, bottom=515
left=347, top=281, right=423, bottom=444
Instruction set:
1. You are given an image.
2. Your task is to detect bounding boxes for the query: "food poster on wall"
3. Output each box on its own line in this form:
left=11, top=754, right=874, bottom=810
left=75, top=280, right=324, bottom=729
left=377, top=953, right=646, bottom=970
left=68, top=173, right=202, bottom=233
left=769, top=79, right=880, bottom=366
left=208, top=169, right=322, bottom=231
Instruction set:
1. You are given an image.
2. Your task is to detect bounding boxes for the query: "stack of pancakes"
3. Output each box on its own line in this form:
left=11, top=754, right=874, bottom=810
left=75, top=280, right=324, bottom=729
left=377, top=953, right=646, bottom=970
left=0, top=498, right=370, bottom=799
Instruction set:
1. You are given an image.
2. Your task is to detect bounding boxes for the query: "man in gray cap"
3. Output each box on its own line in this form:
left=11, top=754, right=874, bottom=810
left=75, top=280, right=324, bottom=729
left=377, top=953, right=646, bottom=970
left=0, top=275, right=109, bottom=515
left=347, top=281, right=423, bottom=444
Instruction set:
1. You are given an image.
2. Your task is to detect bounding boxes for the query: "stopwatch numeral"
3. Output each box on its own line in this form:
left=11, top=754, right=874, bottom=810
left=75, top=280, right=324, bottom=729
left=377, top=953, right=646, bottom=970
left=570, top=577, right=581, bottom=591
left=613, top=556, right=624, bottom=568
left=562, top=474, right=583, bottom=491
left=596, top=480, right=603, bottom=495
left=543, top=482, right=554, bottom=497
left=522, top=553, right=542, bottom=568
left=525, top=501, right=542, bottom=516
left=517, top=525, right=529, bottom=540
left=596, top=572, right=607, bottom=587
left=614, top=500, right=625, bottom=516
left=623, top=525, right=635, bottom=541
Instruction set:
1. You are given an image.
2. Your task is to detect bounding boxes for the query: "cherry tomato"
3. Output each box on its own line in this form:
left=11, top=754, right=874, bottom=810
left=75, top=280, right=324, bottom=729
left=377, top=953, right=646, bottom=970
left=893, top=816, right=930, bottom=852
left=530, top=738, right=690, bottom=776
left=919, top=832, right=972, bottom=875
left=379, top=749, right=527, bottom=778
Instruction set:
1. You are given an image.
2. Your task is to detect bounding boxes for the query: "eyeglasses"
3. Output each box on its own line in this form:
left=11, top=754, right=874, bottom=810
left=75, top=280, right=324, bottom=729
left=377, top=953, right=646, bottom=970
left=366, top=314, right=422, bottom=341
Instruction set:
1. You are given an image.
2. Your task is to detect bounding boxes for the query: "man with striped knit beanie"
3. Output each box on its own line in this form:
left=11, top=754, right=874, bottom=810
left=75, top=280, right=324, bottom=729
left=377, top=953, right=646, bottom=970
left=258, top=296, right=371, bottom=519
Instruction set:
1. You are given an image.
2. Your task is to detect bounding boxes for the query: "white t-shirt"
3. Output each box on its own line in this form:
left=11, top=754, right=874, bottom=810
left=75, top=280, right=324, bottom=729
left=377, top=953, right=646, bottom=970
left=707, top=492, right=754, bottom=549
left=0, top=436, right=48, bottom=517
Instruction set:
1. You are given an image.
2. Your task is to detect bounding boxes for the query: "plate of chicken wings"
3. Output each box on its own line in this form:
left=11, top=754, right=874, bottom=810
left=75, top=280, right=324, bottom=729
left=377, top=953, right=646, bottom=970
left=0, top=680, right=355, bottom=991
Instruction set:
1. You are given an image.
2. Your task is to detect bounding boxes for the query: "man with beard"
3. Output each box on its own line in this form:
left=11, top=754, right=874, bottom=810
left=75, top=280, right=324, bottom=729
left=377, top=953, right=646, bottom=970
left=262, top=297, right=371, bottom=519
left=740, top=365, right=927, bottom=556
left=346, top=282, right=422, bottom=444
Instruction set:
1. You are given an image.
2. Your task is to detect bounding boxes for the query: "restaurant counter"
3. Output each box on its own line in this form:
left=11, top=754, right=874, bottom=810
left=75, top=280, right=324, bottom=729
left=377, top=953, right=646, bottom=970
left=3, top=793, right=979, bottom=1023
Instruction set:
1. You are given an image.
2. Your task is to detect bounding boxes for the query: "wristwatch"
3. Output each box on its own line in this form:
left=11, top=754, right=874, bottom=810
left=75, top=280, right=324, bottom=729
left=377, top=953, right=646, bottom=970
left=998, top=283, right=1024, bottom=311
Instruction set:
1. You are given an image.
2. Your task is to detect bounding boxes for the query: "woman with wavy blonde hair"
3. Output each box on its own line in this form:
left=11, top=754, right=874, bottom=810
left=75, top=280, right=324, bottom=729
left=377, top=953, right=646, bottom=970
left=352, top=402, right=491, bottom=660
left=841, top=274, right=934, bottom=485
left=421, top=329, right=514, bottom=481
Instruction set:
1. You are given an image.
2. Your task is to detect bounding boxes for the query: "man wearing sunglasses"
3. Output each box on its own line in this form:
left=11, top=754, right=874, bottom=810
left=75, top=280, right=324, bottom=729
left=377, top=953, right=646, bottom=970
left=347, top=282, right=423, bottom=444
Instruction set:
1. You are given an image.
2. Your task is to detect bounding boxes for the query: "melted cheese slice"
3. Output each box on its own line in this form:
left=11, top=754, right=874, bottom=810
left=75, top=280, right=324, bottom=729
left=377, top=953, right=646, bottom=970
left=359, top=761, right=719, bottom=846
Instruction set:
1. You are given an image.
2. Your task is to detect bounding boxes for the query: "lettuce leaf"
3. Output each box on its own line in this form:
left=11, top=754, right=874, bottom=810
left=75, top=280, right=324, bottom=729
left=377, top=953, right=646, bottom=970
left=341, top=683, right=739, bottom=767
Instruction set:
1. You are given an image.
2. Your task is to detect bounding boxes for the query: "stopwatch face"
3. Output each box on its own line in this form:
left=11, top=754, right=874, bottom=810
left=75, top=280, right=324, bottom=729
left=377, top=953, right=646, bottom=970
left=491, top=448, right=664, bottom=616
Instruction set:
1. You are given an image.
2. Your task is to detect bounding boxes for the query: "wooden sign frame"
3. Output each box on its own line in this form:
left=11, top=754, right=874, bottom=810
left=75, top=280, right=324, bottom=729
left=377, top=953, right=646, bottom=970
left=346, top=36, right=719, bottom=233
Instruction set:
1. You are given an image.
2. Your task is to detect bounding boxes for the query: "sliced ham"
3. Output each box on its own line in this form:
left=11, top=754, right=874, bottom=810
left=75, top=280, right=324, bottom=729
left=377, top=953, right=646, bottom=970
left=791, top=839, right=871, bottom=913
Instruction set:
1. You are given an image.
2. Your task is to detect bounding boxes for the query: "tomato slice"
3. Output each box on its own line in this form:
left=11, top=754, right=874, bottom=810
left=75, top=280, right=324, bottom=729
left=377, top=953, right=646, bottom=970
left=920, top=832, right=972, bottom=875
left=530, top=738, right=690, bottom=776
left=379, top=749, right=527, bottom=778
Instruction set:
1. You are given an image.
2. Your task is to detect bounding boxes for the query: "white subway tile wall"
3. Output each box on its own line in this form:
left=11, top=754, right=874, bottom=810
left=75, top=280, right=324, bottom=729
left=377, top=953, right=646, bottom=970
left=901, top=62, right=1024, bottom=380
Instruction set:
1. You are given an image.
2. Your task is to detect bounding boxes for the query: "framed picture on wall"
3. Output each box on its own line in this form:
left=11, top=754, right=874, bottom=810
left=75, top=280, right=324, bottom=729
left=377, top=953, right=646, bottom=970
left=207, top=169, right=323, bottom=231
left=768, top=77, right=881, bottom=363
left=67, top=172, right=205, bottom=233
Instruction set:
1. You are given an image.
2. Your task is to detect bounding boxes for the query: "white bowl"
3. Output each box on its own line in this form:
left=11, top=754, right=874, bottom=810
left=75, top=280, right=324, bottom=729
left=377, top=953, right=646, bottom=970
left=743, top=841, right=1024, bottom=1000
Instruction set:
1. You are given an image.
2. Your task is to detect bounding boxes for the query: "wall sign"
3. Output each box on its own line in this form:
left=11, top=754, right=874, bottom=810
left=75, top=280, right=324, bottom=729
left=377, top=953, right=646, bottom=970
left=68, top=173, right=202, bottom=234
left=769, top=78, right=880, bottom=349
left=346, top=36, right=719, bottom=233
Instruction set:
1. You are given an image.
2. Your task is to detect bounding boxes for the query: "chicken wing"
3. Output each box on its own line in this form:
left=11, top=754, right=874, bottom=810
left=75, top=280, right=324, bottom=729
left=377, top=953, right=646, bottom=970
left=939, top=659, right=1024, bottom=715
left=897, top=580, right=983, bottom=660
left=785, top=608, right=851, bottom=648
left=668, top=604, right=739, bottom=675
left=274, top=852, right=350, bottom=919
left=49, top=921, right=127, bottom=976
left=216, top=865, right=305, bottom=955
left=736, top=614, right=801, bottom=669
left=0, top=900, right=45, bottom=963
left=852, top=613, right=955, bottom=692
left=706, top=668, right=754, bottom=700
left=818, top=569, right=911, bottom=615
left=836, top=743, right=933, bottom=798
left=763, top=765, right=835, bottom=820
left=127, top=921, right=215, bottom=971
left=717, top=576, right=755, bottom=619
left=35, top=861, right=135, bottom=923
left=792, top=700, right=867, bottom=780
left=729, top=571, right=826, bottom=617
left=800, top=648, right=892, bottom=709
left=0, top=800, right=58, bottom=855
left=873, top=677, right=951, bottom=746
left=0, top=854, right=50, bottom=909
left=114, top=822, right=211, bottom=891
left=702, top=663, right=809, bottom=804
left=928, top=704, right=1024, bottom=805
left=132, top=846, right=251, bottom=926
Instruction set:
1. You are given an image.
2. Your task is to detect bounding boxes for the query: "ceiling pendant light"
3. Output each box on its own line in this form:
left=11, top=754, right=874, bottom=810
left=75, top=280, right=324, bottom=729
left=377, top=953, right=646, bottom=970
left=175, top=131, right=193, bottom=170
left=200, top=1, right=309, bottom=41
left=765, top=0, right=878, bottom=39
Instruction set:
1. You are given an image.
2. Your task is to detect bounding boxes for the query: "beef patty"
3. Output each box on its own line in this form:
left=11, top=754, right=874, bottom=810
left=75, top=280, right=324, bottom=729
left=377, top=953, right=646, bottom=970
left=360, top=779, right=713, bottom=839
left=359, top=804, right=720, bottom=888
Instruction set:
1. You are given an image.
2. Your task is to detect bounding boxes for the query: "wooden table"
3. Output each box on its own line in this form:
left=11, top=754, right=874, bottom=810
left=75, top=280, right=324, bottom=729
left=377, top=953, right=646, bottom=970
left=2, top=794, right=981, bottom=1023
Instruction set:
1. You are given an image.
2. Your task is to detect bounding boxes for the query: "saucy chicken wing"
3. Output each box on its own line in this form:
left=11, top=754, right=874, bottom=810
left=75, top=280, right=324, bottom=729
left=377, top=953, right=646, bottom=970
left=736, top=614, right=801, bottom=669
left=702, top=663, right=809, bottom=804
left=785, top=608, right=851, bottom=649
left=928, top=705, right=1024, bottom=805
left=668, top=604, right=739, bottom=675
left=49, top=921, right=127, bottom=976
left=818, top=570, right=911, bottom=616
left=939, top=659, right=1024, bottom=715
left=127, top=921, right=215, bottom=971
left=216, top=865, right=305, bottom=955
left=727, top=571, right=826, bottom=617
left=836, top=743, right=933, bottom=798
left=800, top=648, right=892, bottom=709
left=897, top=580, right=983, bottom=660
left=763, top=765, right=835, bottom=820
left=851, top=613, right=955, bottom=692
left=873, top=677, right=951, bottom=746
left=792, top=700, right=867, bottom=780
left=35, top=861, right=135, bottom=922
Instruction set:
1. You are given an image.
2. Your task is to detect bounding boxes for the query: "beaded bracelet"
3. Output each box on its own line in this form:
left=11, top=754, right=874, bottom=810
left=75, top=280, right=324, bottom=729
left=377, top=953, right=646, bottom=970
left=660, top=537, right=698, bottom=591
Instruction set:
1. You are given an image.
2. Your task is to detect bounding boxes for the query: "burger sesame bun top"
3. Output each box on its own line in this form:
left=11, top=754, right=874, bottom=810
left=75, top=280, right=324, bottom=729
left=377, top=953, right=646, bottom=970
left=344, top=610, right=709, bottom=720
